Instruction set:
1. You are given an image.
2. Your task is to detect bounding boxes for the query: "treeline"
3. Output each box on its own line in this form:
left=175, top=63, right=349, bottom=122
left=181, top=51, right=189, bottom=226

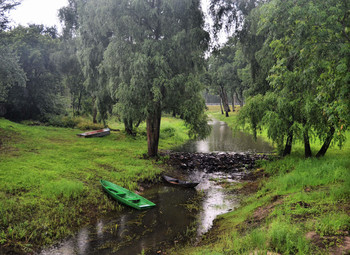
left=206, top=0, right=350, bottom=157
left=0, top=0, right=211, bottom=156
left=1, top=0, right=349, bottom=157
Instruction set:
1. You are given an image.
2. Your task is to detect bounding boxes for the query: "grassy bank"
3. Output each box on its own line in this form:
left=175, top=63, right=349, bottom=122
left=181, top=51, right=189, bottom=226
left=0, top=117, right=189, bottom=253
left=172, top=106, right=350, bottom=254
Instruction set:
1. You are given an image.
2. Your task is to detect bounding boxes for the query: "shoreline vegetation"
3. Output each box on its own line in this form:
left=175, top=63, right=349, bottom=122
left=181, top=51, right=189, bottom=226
left=0, top=115, right=189, bottom=254
left=171, top=106, right=350, bottom=255
left=0, top=105, right=349, bottom=254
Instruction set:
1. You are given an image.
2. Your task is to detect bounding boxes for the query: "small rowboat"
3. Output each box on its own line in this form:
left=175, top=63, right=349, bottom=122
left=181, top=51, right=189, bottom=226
left=77, top=128, right=110, bottom=138
left=100, top=180, right=156, bottom=210
left=163, top=175, right=199, bottom=188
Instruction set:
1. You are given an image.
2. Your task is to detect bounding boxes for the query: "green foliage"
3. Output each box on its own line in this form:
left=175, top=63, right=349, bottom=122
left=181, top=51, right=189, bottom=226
left=207, top=43, right=246, bottom=115
left=237, top=0, right=350, bottom=157
left=0, top=117, right=189, bottom=252
left=172, top=109, right=350, bottom=255
left=316, top=213, right=350, bottom=237
left=41, top=179, right=84, bottom=200
left=238, top=94, right=268, bottom=139
left=269, top=220, right=310, bottom=254
left=75, top=118, right=104, bottom=130
left=0, top=0, right=20, bottom=31
left=4, top=25, right=64, bottom=121
left=45, top=115, right=78, bottom=128
left=0, top=46, right=26, bottom=104
left=75, top=0, right=210, bottom=154
left=42, top=115, right=103, bottom=130
left=159, top=127, right=176, bottom=139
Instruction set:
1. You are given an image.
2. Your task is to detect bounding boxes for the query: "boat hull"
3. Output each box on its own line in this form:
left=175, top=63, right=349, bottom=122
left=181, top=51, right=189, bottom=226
left=163, top=175, right=199, bottom=188
left=100, top=180, right=155, bottom=210
left=77, top=128, right=110, bottom=138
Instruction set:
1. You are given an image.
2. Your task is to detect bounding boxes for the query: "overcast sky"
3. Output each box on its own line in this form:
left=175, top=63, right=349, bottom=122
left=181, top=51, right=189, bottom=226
left=9, top=0, right=228, bottom=46
left=10, top=0, right=68, bottom=31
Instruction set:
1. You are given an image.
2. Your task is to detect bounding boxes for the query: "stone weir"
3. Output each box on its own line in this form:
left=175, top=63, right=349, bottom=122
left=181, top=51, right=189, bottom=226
left=161, top=152, right=271, bottom=175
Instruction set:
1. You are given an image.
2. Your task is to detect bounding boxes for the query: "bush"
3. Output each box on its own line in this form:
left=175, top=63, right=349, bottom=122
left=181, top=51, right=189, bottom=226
left=76, top=120, right=104, bottom=130
left=43, top=115, right=104, bottom=130
left=160, top=127, right=176, bottom=139
left=45, top=115, right=78, bottom=128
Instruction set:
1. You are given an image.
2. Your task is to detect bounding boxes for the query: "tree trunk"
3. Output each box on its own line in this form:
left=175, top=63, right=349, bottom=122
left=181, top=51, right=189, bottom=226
left=231, top=90, right=235, bottom=112
left=304, top=130, right=312, bottom=158
left=92, top=96, right=97, bottom=123
left=220, top=87, right=230, bottom=117
left=0, top=103, right=6, bottom=117
left=72, top=96, right=75, bottom=117
left=316, top=127, right=335, bottom=158
left=77, top=91, right=82, bottom=115
left=282, top=130, right=293, bottom=156
left=135, top=119, right=141, bottom=128
left=147, top=107, right=162, bottom=157
left=124, top=118, right=134, bottom=135
left=236, top=90, right=244, bottom=108
left=220, top=99, right=224, bottom=115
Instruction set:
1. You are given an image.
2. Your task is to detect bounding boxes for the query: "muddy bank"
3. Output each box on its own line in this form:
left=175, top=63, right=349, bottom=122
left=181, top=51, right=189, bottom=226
left=161, top=151, right=270, bottom=177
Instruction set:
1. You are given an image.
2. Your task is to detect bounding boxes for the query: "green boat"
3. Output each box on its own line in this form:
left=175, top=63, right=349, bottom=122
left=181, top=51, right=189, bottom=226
left=100, top=180, right=156, bottom=210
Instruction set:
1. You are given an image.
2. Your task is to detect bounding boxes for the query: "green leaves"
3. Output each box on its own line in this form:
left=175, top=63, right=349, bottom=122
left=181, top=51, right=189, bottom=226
left=238, top=0, right=350, bottom=156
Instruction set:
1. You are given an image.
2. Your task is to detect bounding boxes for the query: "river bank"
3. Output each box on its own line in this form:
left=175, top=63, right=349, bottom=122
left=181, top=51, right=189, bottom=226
left=0, top=117, right=189, bottom=254
left=1, top=109, right=349, bottom=254
left=169, top=107, right=350, bottom=255
left=36, top=116, right=272, bottom=255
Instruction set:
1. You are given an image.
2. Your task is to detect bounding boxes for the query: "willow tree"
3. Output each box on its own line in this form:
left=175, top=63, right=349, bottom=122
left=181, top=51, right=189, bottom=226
left=239, top=0, right=350, bottom=157
left=96, top=0, right=210, bottom=156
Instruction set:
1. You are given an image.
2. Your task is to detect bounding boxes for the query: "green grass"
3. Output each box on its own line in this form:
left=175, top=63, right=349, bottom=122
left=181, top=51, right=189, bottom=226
left=171, top=106, right=350, bottom=255
left=0, top=117, right=189, bottom=252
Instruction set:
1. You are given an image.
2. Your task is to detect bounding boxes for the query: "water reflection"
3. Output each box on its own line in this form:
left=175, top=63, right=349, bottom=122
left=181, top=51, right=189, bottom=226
left=186, top=170, right=239, bottom=236
left=39, top=185, right=198, bottom=255
left=176, top=119, right=273, bottom=153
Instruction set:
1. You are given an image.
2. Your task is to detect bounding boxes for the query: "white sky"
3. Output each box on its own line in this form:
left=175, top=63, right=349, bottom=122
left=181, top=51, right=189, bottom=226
left=9, top=0, right=68, bottom=31
left=9, top=0, right=228, bottom=46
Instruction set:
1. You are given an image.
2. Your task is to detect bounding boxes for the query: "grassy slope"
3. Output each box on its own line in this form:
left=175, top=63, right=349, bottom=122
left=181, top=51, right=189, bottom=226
left=173, top=106, right=350, bottom=255
left=0, top=117, right=189, bottom=252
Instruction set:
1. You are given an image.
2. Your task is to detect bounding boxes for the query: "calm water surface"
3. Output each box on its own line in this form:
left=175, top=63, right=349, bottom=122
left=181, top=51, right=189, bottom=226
left=176, top=119, right=273, bottom=153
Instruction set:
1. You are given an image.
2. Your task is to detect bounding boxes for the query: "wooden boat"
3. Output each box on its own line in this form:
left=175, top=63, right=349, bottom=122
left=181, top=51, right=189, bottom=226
left=100, top=180, right=156, bottom=210
left=77, top=128, right=110, bottom=138
left=163, top=175, right=199, bottom=188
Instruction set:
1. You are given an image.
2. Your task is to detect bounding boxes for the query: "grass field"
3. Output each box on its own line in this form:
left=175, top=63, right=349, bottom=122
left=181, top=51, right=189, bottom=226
left=0, top=117, right=189, bottom=253
left=1, top=108, right=349, bottom=254
left=171, top=105, right=350, bottom=255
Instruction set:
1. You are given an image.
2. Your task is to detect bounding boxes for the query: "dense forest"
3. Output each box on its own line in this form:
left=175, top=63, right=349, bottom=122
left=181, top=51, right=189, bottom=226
left=1, top=0, right=349, bottom=157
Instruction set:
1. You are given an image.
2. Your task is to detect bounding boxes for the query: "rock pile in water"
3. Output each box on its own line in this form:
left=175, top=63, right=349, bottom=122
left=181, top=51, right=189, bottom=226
left=161, top=152, right=270, bottom=173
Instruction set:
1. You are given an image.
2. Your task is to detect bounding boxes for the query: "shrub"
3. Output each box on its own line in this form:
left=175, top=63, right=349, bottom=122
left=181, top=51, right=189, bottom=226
left=76, top=120, right=104, bottom=130
left=160, top=127, right=176, bottom=139
left=42, top=115, right=104, bottom=130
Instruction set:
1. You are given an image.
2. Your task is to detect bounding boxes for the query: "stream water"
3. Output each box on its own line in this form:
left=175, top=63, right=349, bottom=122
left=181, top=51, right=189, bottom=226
left=39, top=119, right=272, bottom=255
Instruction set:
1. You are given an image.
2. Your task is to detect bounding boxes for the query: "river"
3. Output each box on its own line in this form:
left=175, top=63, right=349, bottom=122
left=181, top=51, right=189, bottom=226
left=39, top=119, right=272, bottom=255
